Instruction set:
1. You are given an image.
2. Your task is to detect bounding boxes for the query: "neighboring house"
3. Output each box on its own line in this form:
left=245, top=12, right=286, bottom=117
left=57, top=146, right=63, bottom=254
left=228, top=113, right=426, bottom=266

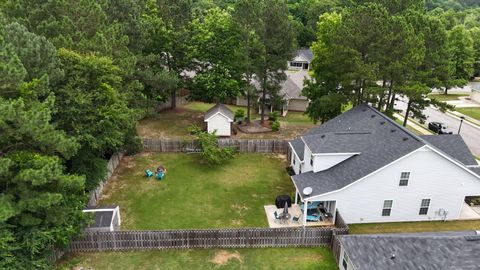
left=83, top=206, right=121, bottom=232
left=288, top=48, right=314, bottom=70
left=336, top=231, right=480, bottom=270
left=236, top=71, right=310, bottom=115
left=288, top=103, right=480, bottom=225
left=471, top=85, right=480, bottom=104
left=204, top=103, right=234, bottom=136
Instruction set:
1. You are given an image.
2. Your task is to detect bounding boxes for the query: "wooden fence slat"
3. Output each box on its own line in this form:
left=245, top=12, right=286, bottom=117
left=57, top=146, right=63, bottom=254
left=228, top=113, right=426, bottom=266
left=67, top=226, right=348, bottom=253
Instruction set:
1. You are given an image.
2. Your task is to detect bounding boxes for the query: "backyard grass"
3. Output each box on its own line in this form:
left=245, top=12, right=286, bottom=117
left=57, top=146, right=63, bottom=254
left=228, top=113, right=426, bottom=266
left=349, top=220, right=480, bottom=234
left=98, top=153, right=293, bottom=229
left=457, top=107, right=480, bottom=121
left=58, top=247, right=337, bottom=270
left=428, top=93, right=469, bottom=102
left=137, top=102, right=316, bottom=139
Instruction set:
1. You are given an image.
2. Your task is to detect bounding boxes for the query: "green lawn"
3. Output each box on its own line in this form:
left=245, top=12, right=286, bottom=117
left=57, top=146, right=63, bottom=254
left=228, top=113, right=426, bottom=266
left=137, top=102, right=316, bottom=139
left=58, top=247, right=337, bottom=270
left=349, top=220, right=480, bottom=234
left=428, top=93, right=469, bottom=102
left=98, top=153, right=293, bottom=229
left=457, top=107, right=480, bottom=121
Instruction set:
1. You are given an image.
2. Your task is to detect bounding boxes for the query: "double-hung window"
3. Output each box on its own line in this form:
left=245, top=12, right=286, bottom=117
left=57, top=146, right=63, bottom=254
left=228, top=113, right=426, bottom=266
left=382, top=200, right=393, bottom=216
left=419, top=199, right=430, bottom=215
left=342, top=251, right=349, bottom=270
left=399, top=172, right=410, bottom=186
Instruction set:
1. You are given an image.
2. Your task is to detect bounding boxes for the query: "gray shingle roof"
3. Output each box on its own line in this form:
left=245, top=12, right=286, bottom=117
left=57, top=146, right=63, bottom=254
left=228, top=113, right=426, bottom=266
left=338, top=231, right=480, bottom=270
left=420, top=134, right=478, bottom=165
left=292, top=104, right=425, bottom=198
left=290, top=138, right=305, bottom=161
left=297, top=48, right=314, bottom=62
left=204, top=103, right=234, bottom=121
left=291, top=104, right=479, bottom=198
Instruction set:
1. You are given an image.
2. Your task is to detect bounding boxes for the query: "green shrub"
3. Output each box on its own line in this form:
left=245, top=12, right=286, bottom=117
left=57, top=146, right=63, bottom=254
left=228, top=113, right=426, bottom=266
left=189, top=124, right=235, bottom=165
left=271, top=120, right=280, bottom=131
left=269, top=111, right=279, bottom=121
left=234, top=109, right=245, bottom=120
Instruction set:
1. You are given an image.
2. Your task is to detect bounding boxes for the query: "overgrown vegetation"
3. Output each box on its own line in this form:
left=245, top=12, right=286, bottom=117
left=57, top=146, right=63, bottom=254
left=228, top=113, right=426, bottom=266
left=188, top=125, right=234, bottom=165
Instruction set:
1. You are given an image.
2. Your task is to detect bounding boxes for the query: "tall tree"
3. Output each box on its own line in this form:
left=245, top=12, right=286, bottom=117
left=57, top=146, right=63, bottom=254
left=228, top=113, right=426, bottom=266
left=54, top=49, right=138, bottom=189
left=0, top=97, right=86, bottom=269
left=256, top=0, right=296, bottom=124
left=189, top=8, right=243, bottom=102
left=233, top=0, right=264, bottom=123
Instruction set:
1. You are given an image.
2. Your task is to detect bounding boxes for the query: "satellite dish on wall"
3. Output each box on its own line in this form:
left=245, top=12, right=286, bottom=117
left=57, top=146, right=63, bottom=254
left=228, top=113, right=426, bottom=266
left=303, top=187, right=313, bottom=196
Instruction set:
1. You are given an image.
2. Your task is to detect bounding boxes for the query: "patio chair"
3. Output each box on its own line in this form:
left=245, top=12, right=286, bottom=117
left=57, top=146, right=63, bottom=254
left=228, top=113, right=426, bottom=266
left=292, top=215, right=301, bottom=223
left=273, top=211, right=281, bottom=223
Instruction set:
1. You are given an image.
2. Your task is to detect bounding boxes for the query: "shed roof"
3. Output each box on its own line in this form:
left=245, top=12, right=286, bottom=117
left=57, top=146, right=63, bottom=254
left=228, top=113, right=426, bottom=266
left=204, top=103, right=234, bottom=121
left=295, top=48, right=314, bottom=62
left=338, top=231, right=480, bottom=270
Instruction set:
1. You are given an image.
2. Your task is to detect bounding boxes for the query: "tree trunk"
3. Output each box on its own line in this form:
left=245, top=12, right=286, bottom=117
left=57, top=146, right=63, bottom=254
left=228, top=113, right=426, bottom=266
left=246, top=90, right=251, bottom=124
left=377, top=79, right=386, bottom=110
left=403, top=100, right=412, bottom=127
left=385, top=79, right=394, bottom=110
left=444, top=85, right=448, bottom=95
left=261, top=87, right=266, bottom=124
left=170, top=89, right=176, bottom=109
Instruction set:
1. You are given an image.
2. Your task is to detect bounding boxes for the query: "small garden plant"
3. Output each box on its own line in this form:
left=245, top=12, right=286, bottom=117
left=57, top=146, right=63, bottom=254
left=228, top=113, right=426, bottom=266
left=234, top=109, right=245, bottom=123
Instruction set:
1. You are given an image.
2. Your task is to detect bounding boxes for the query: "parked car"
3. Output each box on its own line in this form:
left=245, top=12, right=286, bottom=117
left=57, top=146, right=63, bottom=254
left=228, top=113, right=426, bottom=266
left=428, top=122, right=453, bottom=134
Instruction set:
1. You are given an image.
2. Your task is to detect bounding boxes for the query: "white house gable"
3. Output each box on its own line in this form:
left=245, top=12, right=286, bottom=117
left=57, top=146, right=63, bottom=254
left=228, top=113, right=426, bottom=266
left=310, top=147, right=480, bottom=224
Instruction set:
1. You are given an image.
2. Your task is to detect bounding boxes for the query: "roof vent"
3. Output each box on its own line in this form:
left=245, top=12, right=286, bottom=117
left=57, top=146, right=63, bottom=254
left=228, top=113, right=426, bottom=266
left=380, top=121, right=385, bottom=125
left=321, top=135, right=326, bottom=138
left=362, top=108, right=367, bottom=112
left=402, top=137, right=408, bottom=141
left=391, top=254, right=396, bottom=260
left=391, top=129, right=397, bottom=133
left=371, top=115, right=376, bottom=118
left=465, top=235, right=480, bottom=241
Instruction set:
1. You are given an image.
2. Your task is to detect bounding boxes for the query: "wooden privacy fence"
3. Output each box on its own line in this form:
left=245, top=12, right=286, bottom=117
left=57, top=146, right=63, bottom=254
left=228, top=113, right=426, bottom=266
left=143, top=138, right=289, bottom=154
left=87, top=152, right=124, bottom=207
left=68, top=227, right=341, bottom=252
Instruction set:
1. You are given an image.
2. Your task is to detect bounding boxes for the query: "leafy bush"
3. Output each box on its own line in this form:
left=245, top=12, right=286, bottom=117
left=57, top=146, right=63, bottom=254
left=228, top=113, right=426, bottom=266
left=189, top=124, right=235, bottom=165
left=234, top=109, right=245, bottom=121
left=271, top=120, right=280, bottom=131
left=269, top=111, right=279, bottom=121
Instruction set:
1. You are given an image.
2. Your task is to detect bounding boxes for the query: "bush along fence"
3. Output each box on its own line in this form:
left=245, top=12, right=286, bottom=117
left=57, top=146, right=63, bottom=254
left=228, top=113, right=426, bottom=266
left=143, top=138, right=289, bottom=154
left=87, top=152, right=125, bottom=207
left=67, top=211, right=349, bottom=253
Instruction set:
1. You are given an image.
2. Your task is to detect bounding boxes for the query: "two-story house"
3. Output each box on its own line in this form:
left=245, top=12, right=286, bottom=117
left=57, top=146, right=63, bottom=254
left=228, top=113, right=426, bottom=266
left=289, top=104, right=480, bottom=225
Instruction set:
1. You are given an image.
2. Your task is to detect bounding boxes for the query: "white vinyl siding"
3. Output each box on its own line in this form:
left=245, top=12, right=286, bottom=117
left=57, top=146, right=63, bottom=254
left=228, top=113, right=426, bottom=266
left=307, top=147, right=480, bottom=224
left=206, top=114, right=231, bottom=136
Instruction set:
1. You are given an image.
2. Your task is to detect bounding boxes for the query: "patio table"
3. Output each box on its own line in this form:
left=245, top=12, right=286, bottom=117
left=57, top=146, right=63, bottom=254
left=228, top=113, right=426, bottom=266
left=279, top=213, right=291, bottom=223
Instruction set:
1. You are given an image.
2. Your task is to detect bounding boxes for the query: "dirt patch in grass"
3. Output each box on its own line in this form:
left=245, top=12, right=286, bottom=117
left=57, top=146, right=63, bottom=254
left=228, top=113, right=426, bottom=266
left=210, top=250, right=243, bottom=266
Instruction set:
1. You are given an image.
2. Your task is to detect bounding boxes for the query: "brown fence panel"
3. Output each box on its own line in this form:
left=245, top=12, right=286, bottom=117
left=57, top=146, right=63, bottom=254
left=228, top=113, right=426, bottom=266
left=87, top=152, right=125, bottom=207
left=67, top=227, right=346, bottom=253
left=143, top=138, right=289, bottom=154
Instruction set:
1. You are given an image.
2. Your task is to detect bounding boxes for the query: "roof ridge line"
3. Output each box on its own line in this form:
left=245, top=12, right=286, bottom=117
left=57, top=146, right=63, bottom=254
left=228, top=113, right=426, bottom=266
left=364, top=103, right=424, bottom=143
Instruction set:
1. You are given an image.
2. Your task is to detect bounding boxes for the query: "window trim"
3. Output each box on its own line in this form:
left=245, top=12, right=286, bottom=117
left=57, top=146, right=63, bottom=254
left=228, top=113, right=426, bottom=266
left=419, top=199, right=430, bottom=215
left=382, top=200, right=393, bottom=216
left=399, top=172, right=410, bottom=186
left=342, top=251, right=349, bottom=270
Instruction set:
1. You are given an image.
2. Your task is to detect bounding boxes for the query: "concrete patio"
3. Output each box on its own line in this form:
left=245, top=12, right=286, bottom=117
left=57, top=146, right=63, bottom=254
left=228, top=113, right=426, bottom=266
left=459, top=202, right=480, bottom=220
left=264, top=204, right=334, bottom=228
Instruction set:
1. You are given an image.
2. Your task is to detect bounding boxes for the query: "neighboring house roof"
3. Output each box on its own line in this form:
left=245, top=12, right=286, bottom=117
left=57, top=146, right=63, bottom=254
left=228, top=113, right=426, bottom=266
left=290, top=104, right=479, bottom=199
left=292, top=48, right=314, bottom=63
left=338, top=231, right=480, bottom=270
left=204, top=103, right=234, bottom=122
left=420, top=134, right=478, bottom=166
left=281, top=71, right=309, bottom=101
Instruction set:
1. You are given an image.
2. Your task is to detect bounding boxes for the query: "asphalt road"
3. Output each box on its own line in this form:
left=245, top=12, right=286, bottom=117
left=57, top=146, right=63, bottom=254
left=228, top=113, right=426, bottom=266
left=395, top=100, right=480, bottom=157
